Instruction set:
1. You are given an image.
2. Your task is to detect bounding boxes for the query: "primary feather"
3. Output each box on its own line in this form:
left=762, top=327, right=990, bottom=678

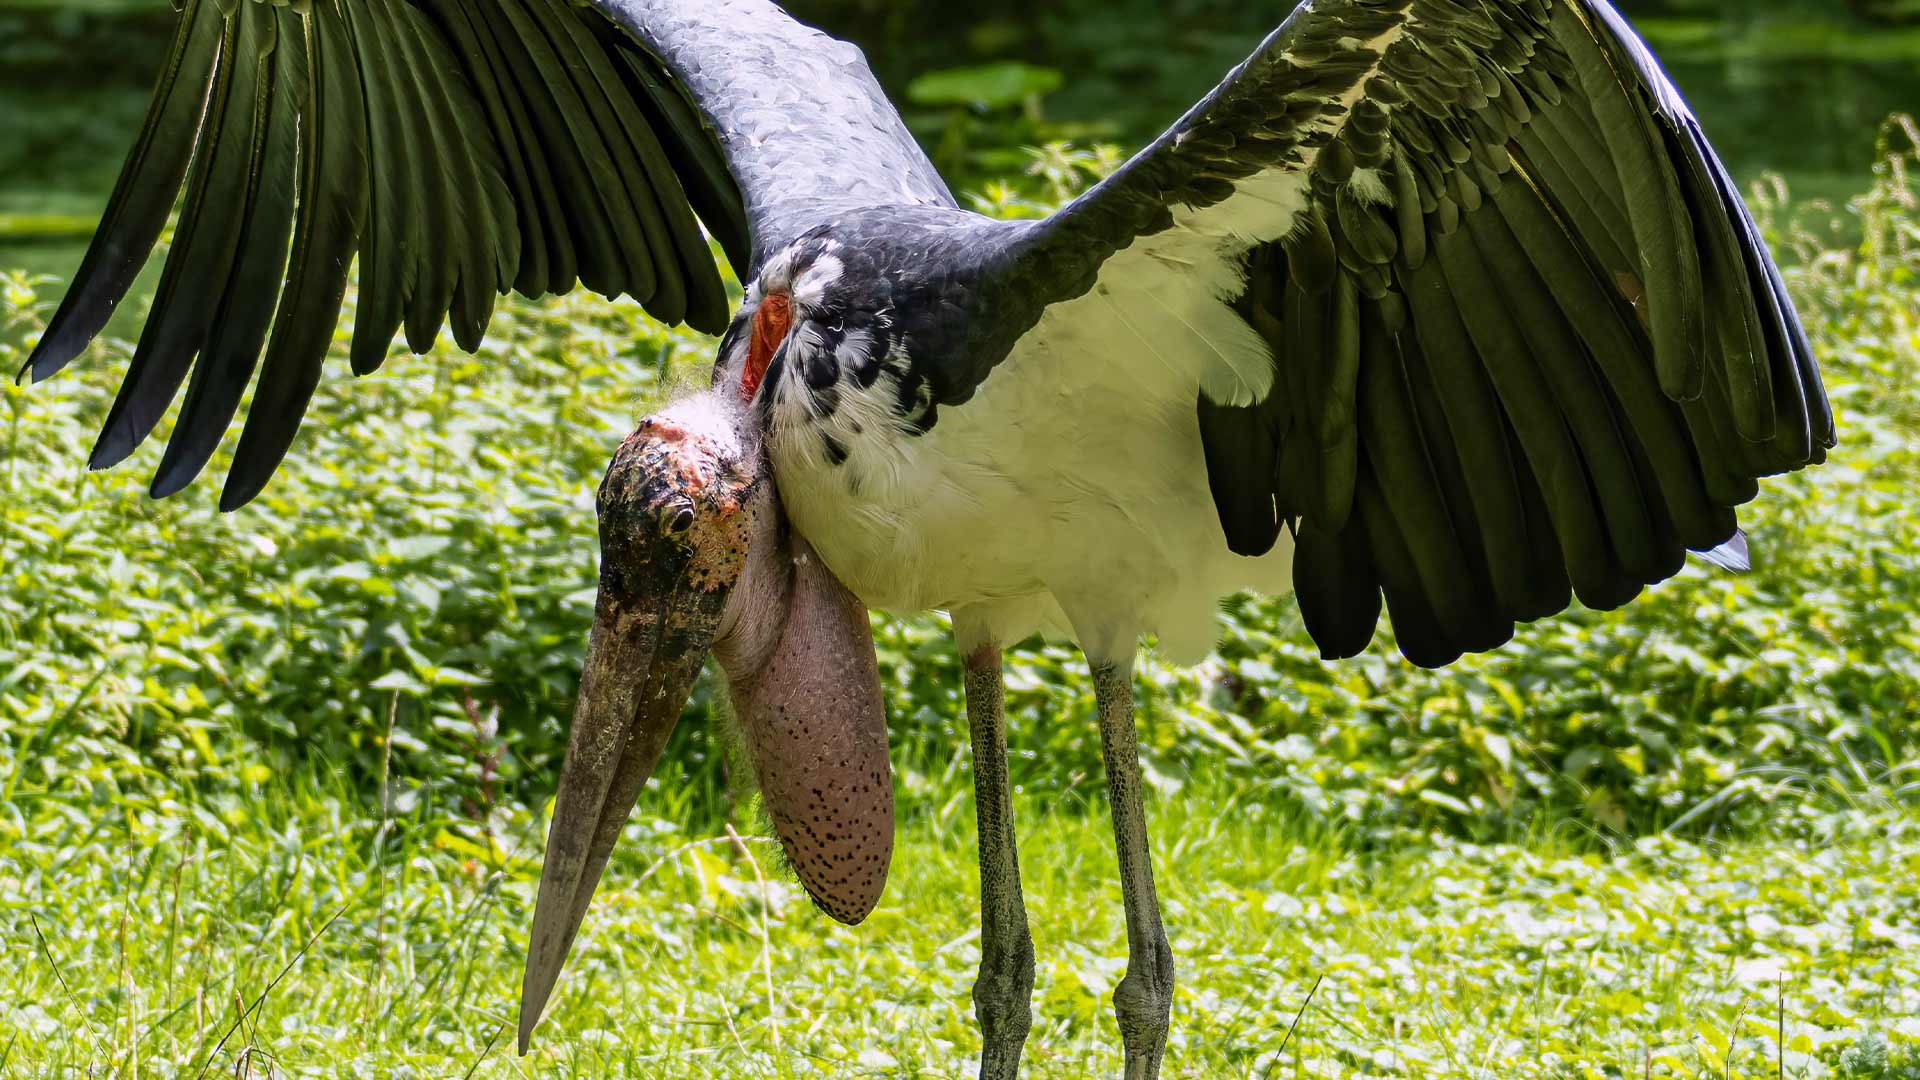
left=30, top=0, right=747, bottom=507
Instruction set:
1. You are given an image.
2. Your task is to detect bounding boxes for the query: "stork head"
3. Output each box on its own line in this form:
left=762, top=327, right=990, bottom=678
left=519, top=390, right=891, bottom=1053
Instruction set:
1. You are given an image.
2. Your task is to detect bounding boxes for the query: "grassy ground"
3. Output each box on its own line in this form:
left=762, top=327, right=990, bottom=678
left=4, top=769, right=1918, bottom=1078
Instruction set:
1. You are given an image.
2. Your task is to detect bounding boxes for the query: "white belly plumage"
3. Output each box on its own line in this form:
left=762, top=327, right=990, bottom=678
left=766, top=284, right=1296, bottom=667
left=761, top=161, right=1321, bottom=665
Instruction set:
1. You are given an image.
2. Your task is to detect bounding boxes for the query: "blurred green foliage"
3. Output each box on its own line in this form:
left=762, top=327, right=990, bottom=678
left=4, top=118, right=1916, bottom=849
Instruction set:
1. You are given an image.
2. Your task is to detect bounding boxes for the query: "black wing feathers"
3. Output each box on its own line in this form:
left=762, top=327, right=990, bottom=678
left=1031, top=0, right=1832, bottom=668
left=30, top=0, right=748, bottom=508
left=153, top=3, right=305, bottom=499
left=223, top=2, right=372, bottom=512
left=1288, top=0, right=1828, bottom=666
left=347, top=0, right=422, bottom=376
left=500, top=0, right=646, bottom=302
left=90, top=4, right=261, bottom=472
left=1555, top=2, right=1705, bottom=404
left=609, top=41, right=753, bottom=285
left=23, top=0, right=221, bottom=384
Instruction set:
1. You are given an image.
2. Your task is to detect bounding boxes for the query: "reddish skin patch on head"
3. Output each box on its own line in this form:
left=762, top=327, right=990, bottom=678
left=625, top=417, right=715, bottom=497
left=638, top=415, right=693, bottom=443
left=741, top=292, right=792, bottom=401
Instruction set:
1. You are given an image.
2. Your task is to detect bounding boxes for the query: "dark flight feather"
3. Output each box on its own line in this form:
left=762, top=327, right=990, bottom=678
left=439, top=0, right=568, bottom=296
left=89, top=3, right=260, bottom=471
left=390, top=5, right=464, bottom=355
left=224, top=0, right=372, bottom=512
left=345, top=0, right=423, bottom=376
left=611, top=41, right=753, bottom=283
left=1555, top=1, right=1705, bottom=402
left=37, top=0, right=750, bottom=509
left=153, top=4, right=304, bottom=499
left=494, top=0, right=643, bottom=299
left=25, top=0, right=221, bottom=383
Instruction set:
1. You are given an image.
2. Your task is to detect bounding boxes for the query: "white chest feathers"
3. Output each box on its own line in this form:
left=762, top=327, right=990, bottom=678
left=760, top=293, right=1294, bottom=666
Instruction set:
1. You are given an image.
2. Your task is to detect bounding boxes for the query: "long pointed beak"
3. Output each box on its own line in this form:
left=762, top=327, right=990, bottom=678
left=518, top=576, right=723, bottom=1053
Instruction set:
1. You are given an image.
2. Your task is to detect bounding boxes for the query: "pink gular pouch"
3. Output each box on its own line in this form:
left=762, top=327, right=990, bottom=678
left=717, top=529, right=894, bottom=925
left=520, top=390, right=891, bottom=1047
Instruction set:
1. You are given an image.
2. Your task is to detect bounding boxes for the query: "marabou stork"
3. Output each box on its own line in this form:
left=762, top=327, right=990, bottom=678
left=30, top=0, right=1833, bottom=1075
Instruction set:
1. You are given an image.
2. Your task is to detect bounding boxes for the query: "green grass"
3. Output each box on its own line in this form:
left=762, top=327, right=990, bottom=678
left=5, top=763, right=1920, bottom=1078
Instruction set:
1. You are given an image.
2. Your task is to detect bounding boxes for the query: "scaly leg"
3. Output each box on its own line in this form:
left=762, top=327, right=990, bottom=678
left=1093, top=659, right=1174, bottom=1080
left=966, top=644, right=1037, bottom=1080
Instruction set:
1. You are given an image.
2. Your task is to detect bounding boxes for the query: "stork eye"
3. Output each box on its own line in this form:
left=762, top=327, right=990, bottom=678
left=665, top=504, right=696, bottom=535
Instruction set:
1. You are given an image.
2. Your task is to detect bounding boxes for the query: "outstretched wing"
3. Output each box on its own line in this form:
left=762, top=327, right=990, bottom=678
left=25, top=0, right=751, bottom=510
left=1006, top=0, right=1834, bottom=667
left=599, top=0, right=957, bottom=268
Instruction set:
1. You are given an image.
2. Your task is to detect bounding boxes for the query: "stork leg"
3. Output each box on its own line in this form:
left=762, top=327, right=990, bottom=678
left=964, top=644, right=1036, bottom=1080
left=1093, top=658, right=1174, bottom=1080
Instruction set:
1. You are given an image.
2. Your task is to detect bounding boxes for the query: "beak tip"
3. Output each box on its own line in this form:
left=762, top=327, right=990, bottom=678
left=518, top=951, right=555, bottom=1056
left=516, top=995, right=541, bottom=1056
